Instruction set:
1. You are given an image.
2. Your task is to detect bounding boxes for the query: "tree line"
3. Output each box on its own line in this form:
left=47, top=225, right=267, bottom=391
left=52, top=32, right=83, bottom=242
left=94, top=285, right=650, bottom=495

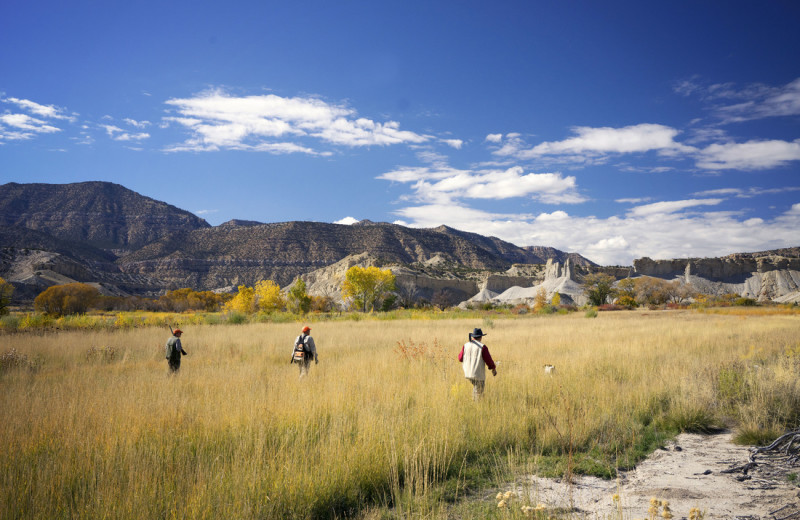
left=3, top=268, right=764, bottom=319
left=23, top=266, right=399, bottom=318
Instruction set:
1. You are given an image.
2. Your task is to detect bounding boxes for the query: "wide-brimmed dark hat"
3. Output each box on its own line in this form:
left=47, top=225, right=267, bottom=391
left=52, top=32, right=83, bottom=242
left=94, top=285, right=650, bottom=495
left=470, top=328, right=487, bottom=338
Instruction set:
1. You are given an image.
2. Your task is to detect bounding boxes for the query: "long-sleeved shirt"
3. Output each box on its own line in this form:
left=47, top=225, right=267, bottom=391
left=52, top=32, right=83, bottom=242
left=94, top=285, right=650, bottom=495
left=458, top=339, right=495, bottom=380
left=292, top=334, right=317, bottom=362
left=165, top=336, right=186, bottom=360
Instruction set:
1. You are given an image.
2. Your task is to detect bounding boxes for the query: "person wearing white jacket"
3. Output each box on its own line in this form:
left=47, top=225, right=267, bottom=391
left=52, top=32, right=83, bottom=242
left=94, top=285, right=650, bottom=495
left=457, top=328, right=497, bottom=400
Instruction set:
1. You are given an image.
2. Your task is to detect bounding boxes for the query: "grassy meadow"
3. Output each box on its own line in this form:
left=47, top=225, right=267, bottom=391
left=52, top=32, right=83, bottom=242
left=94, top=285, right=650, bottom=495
left=2, top=310, right=799, bottom=519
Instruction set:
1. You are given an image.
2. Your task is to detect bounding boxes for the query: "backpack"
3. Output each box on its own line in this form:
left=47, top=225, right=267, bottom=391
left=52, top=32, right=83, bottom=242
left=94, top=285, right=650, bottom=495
left=292, top=334, right=311, bottom=362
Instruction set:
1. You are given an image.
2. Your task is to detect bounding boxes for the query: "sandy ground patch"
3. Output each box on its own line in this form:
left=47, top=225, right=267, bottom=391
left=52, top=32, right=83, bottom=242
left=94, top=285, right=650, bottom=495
left=510, top=432, right=799, bottom=519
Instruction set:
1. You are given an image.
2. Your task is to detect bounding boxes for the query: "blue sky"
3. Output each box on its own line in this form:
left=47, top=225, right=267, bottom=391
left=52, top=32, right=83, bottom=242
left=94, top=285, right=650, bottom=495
left=1, top=1, right=799, bottom=265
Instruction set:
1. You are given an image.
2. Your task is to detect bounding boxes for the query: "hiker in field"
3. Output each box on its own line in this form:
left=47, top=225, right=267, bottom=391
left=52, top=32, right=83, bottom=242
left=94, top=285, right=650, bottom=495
left=290, top=325, right=318, bottom=378
left=165, top=328, right=188, bottom=373
left=457, top=327, right=497, bottom=401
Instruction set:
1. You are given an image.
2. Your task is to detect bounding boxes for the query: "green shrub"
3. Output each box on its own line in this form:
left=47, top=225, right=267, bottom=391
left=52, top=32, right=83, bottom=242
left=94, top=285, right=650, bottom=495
left=0, top=314, right=20, bottom=330
left=584, top=308, right=598, bottom=318
left=226, top=311, right=248, bottom=324
left=734, top=426, right=784, bottom=446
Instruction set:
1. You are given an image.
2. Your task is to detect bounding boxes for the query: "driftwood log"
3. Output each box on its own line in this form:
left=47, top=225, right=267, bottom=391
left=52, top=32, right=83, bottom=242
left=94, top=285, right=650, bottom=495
left=723, top=429, right=800, bottom=475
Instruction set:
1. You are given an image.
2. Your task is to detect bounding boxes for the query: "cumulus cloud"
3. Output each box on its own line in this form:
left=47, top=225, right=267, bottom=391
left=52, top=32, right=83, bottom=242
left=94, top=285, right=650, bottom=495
left=164, top=89, right=430, bottom=153
left=497, top=124, right=693, bottom=160
left=0, top=113, right=61, bottom=135
left=334, top=216, right=360, bottom=225
left=441, top=138, right=463, bottom=149
left=486, top=122, right=800, bottom=172
left=392, top=200, right=800, bottom=266
left=696, top=139, right=800, bottom=170
left=379, top=165, right=585, bottom=205
left=485, top=133, right=503, bottom=143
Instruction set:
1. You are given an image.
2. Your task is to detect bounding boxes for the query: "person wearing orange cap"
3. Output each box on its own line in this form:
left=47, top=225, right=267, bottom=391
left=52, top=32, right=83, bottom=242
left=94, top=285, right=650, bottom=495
left=165, top=328, right=188, bottom=373
left=290, top=325, right=318, bottom=378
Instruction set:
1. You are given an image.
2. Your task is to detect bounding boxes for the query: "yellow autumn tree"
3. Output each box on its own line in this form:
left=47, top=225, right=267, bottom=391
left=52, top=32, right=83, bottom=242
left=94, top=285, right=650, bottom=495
left=255, top=280, right=285, bottom=313
left=224, top=285, right=256, bottom=314
left=533, top=287, right=548, bottom=312
left=341, top=266, right=396, bottom=312
left=34, top=283, right=100, bottom=316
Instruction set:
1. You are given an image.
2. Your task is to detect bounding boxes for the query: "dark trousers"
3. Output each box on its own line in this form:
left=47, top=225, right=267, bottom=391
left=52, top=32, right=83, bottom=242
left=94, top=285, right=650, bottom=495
left=168, top=358, right=181, bottom=373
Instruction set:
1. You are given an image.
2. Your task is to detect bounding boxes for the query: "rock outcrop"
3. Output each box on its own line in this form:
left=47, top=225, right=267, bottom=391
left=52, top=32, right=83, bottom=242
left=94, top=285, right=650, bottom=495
left=634, top=251, right=800, bottom=301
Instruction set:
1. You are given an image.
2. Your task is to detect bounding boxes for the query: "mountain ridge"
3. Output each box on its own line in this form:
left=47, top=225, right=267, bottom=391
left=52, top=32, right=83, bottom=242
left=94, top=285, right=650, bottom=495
left=1, top=181, right=797, bottom=304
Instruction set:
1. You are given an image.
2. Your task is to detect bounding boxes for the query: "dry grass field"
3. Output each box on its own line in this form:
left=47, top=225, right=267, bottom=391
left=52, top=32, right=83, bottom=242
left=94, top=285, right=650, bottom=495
left=1, top=310, right=799, bottom=519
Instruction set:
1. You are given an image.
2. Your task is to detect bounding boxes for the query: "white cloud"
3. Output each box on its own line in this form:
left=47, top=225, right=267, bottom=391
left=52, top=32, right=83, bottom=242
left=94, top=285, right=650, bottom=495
left=502, top=124, right=692, bottom=160
left=717, top=78, right=800, bottom=122
left=627, top=198, right=723, bottom=217
left=615, top=197, right=652, bottom=204
left=101, top=124, right=150, bottom=142
left=485, top=133, right=503, bottom=143
left=441, top=138, right=463, bottom=149
left=380, top=165, right=585, bottom=204
left=0, top=113, right=61, bottom=135
left=334, top=216, right=360, bottom=225
left=164, top=89, right=430, bottom=153
left=3, top=97, right=73, bottom=120
left=677, top=77, right=800, bottom=123
left=392, top=201, right=800, bottom=266
left=124, top=118, right=151, bottom=128
left=692, top=186, right=800, bottom=198
left=487, top=122, right=800, bottom=172
left=690, top=188, right=743, bottom=197
left=696, top=139, right=800, bottom=170
left=379, top=166, right=471, bottom=183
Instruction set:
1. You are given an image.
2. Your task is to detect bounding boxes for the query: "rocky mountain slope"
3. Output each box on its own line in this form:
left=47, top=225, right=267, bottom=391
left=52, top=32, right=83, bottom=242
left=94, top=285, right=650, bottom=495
left=117, top=219, right=592, bottom=290
left=0, top=182, right=591, bottom=301
left=1, top=181, right=797, bottom=305
left=0, top=181, right=210, bottom=251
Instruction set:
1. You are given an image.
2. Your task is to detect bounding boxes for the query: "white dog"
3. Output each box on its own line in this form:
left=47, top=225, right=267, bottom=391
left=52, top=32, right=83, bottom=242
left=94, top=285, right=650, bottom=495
left=543, top=364, right=556, bottom=374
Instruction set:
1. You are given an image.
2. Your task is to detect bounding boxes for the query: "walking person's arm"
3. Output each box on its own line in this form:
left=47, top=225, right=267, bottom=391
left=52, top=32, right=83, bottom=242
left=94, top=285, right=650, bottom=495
left=482, top=345, right=497, bottom=376
left=307, top=336, right=318, bottom=363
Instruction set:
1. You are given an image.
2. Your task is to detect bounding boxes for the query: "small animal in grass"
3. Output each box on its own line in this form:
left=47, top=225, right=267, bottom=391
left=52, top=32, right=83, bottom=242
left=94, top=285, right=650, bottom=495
left=543, top=364, right=556, bottom=374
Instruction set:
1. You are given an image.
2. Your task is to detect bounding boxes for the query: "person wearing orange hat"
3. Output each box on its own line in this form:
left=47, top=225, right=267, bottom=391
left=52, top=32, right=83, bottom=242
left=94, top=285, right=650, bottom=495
left=290, top=325, right=318, bottom=378
left=165, top=328, right=188, bottom=373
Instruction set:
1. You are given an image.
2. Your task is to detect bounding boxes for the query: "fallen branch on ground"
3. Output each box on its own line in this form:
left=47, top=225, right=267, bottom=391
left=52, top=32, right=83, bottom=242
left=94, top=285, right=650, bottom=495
left=723, top=429, right=800, bottom=475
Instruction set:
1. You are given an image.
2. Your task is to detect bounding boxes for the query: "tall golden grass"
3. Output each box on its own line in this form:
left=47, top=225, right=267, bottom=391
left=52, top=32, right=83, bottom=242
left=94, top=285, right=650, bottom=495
left=1, top=310, right=799, bottom=519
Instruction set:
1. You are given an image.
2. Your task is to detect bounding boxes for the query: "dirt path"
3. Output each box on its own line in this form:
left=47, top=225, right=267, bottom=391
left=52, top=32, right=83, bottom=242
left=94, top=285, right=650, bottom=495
left=512, top=432, right=799, bottom=519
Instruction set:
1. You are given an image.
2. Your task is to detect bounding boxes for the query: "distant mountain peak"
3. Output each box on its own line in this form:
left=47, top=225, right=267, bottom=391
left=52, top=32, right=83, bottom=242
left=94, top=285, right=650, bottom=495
left=217, top=219, right=264, bottom=228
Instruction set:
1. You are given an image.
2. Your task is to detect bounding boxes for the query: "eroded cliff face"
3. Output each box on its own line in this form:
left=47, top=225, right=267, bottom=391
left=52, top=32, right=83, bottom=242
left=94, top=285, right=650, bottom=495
left=635, top=254, right=800, bottom=281
left=633, top=254, right=800, bottom=301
